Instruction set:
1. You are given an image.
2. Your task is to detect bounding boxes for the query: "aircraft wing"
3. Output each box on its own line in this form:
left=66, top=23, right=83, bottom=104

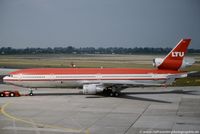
left=80, top=80, right=164, bottom=92
left=80, top=72, right=190, bottom=92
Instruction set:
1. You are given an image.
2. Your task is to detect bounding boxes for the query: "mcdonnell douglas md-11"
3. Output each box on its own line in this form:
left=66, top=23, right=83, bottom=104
left=3, top=39, right=195, bottom=96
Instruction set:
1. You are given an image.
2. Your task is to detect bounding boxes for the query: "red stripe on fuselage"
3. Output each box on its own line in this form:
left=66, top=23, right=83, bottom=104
left=4, top=78, right=167, bottom=82
left=10, top=68, right=182, bottom=75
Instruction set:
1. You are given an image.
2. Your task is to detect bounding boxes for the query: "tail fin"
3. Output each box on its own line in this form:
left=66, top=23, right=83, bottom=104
left=158, top=39, right=191, bottom=70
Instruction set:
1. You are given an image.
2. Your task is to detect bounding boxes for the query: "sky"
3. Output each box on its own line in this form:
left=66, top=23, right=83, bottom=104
left=0, top=0, right=199, bottom=49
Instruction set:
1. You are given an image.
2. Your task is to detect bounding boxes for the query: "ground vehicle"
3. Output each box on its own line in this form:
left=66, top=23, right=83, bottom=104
left=0, top=90, right=21, bottom=97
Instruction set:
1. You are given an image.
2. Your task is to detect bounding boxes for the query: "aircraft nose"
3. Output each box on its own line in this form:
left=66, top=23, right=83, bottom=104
left=3, top=76, right=11, bottom=83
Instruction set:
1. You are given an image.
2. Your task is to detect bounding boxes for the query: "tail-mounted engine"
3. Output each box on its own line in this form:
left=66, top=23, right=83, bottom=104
left=179, top=57, right=195, bottom=69
left=152, top=39, right=194, bottom=70
left=153, top=57, right=195, bottom=70
left=153, top=58, right=164, bottom=68
left=83, top=84, right=104, bottom=94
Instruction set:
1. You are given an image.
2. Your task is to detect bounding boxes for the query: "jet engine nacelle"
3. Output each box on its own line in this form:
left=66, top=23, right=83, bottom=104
left=83, top=84, right=104, bottom=94
left=153, top=58, right=164, bottom=68
left=153, top=57, right=195, bottom=69
left=179, top=57, right=195, bottom=69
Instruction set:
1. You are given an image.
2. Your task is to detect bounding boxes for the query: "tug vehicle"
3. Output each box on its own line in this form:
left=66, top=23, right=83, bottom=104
left=0, top=90, right=21, bottom=97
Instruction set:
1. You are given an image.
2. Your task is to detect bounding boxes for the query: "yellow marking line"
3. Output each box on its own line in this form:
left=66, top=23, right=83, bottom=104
left=0, top=102, right=90, bottom=134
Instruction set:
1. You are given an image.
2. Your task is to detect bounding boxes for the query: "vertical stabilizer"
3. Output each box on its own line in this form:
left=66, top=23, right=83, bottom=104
left=158, top=39, right=191, bottom=70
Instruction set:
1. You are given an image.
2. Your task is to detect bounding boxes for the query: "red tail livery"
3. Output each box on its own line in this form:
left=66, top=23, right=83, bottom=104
left=158, top=39, right=191, bottom=70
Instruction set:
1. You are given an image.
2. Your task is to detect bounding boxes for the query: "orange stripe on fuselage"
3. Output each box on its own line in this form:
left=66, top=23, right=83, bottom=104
left=4, top=78, right=167, bottom=82
left=10, top=68, right=182, bottom=75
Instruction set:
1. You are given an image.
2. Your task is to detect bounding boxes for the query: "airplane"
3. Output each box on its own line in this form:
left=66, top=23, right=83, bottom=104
left=3, top=39, right=195, bottom=97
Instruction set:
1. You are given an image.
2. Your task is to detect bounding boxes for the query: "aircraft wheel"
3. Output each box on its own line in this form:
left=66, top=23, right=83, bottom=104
left=9, top=92, right=15, bottom=97
left=0, top=93, right=4, bottom=97
left=109, top=92, right=114, bottom=97
left=114, top=92, right=120, bottom=97
left=29, top=93, right=33, bottom=96
left=29, top=89, right=34, bottom=96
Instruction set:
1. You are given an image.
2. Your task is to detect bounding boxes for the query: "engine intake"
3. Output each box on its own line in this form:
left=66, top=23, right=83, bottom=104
left=153, top=58, right=164, bottom=68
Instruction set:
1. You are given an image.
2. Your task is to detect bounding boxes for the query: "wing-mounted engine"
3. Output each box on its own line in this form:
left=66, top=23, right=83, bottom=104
left=83, top=84, right=104, bottom=94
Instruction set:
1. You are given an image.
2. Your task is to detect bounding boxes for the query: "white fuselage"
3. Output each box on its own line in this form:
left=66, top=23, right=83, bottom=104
left=4, top=73, right=173, bottom=88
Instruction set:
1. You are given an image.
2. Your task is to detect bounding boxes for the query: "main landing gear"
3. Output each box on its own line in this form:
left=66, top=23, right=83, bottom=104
left=103, top=88, right=120, bottom=97
left=109, top=91, right=120, bottom=97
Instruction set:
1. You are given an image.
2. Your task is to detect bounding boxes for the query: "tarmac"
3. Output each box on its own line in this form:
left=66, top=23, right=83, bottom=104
left=0, top=84, right=200, bottom=134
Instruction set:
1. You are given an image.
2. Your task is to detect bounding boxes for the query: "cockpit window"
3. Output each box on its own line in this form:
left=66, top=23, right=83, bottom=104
left=7, top=74, right=13, bottom=77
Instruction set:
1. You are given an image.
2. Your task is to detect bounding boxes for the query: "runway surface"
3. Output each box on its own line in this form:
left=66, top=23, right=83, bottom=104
left=0, top=84, right=200, bottom=134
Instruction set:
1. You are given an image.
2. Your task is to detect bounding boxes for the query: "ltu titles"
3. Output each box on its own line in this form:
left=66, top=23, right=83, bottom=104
left=172, top=52, right=184, bottom=57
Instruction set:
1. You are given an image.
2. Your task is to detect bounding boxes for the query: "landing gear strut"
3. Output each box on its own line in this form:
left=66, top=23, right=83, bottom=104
left=29, top=89, right=35, bottom=96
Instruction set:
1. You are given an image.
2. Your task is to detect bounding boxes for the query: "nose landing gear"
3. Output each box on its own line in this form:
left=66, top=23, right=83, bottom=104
left=29, top=90, right=33, bottom=96
left=29, top=88, right=36, bottom=96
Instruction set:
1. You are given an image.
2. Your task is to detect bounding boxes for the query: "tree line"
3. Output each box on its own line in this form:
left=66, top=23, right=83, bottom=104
left=0, top=46, right=199, bottom=55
